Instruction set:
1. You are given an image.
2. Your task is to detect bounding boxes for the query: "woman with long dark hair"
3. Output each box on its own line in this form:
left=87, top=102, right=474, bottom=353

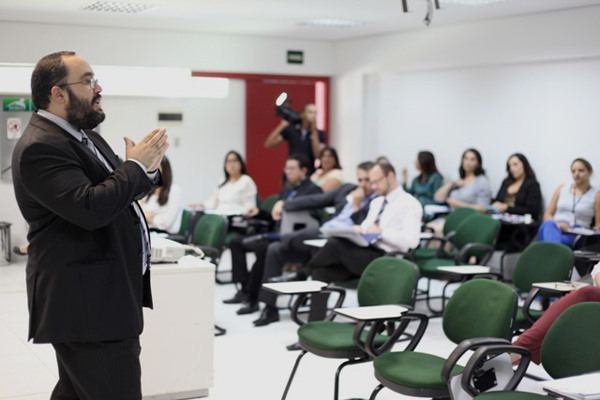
left=140, top=156, right=183, bottom=233
left=490, top=153, right=542, bottom=217
left=401, top=150, right=443, bottom=206
left=434, top=148, right=492, bottom=211
left=310, top=146, right=343, bottom=193
left=190, top=150, right=257, bottom=215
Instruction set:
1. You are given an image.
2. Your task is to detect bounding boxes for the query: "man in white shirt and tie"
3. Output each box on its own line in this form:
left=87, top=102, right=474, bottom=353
left=302, top=161, right=422, bottom=283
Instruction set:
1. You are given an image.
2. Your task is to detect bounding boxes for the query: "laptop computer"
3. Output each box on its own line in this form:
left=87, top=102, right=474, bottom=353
left=320, top=228, right=381, bottom=247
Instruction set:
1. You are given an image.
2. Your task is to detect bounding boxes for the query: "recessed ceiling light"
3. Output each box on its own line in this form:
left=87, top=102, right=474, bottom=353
left=299, top=19, right=364, bottom=29
left=83, top=1, right=156, bottom=14
left=440, top=0, right=510, bottom=5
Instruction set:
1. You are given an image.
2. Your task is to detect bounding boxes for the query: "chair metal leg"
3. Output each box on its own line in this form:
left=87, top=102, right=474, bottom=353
left=281, top=350, right=307, bottom=400
left=214, top=324, right=226, bottom=336
left=369, top=384, right=384, bottom=400
left=334, top=358, right=368, bottom=400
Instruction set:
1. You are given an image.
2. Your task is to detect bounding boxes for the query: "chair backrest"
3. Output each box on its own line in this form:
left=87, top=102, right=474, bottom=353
left=451, top=214, right=500, bottom=261
left=443, top=279, right=517, bottom=344
left=260, top=194, right=280, bottom=213
left=191, top=213, right=227, bottom=256
left=444, top=207, right=479, bottom=236
left=357, top=257, right=419, bottom=307
left=512, top=242, right=574, bottom=293
left=541, top=302, right=600, bottom=379
left=178, top=209, right=193, bottom=236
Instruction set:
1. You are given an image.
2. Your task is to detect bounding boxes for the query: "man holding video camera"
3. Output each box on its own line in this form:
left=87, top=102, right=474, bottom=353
left=264, top=103, right=326, bottom=174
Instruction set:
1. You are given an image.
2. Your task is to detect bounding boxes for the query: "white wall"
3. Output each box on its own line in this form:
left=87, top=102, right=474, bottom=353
left=332, top=5, right=600, bottom=204
left=0, top=21, right=334, bottom=246
left=98, top=79, right=246, bottom=205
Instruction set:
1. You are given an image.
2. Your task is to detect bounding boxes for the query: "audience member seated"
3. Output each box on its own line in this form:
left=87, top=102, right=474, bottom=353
left=491, top=153, right=542, bottom=217
left=512, top=263, right=600, bottom=364
left=189, top=150, right=257, bottom=216
left=140, top=157, right=183, bottom=234
left=401, top=150, right=443, bottom=207
left=249, top=161, right=376, bottom=326
left=491, top=153, right=542, bottom=251
left=434, top=148, right=492, bottom=212
left=310, top=146, right=343, bottom=193
left=250, top=161, right=423, bottom=327
left=223, top=154, right=321, bottom=308
left=538, top=158, right=600, bottom=247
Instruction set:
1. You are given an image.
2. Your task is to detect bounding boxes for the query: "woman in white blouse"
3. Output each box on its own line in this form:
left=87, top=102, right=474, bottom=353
left=192, top=151, right=257, bottom=215
left=140, top=157, right=183, bottom=234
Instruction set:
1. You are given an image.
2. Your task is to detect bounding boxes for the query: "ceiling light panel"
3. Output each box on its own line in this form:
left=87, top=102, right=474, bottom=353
left=83, top=1, right=156, bottom=14
left=298, top=18, right=364, bottom=28
left=439, top=0, right=510, bottom=5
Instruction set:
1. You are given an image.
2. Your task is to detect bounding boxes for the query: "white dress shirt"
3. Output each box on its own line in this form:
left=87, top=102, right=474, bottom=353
left=204, top=174, right=258, bottom=215
left=360, top=185, right=423, bottom=253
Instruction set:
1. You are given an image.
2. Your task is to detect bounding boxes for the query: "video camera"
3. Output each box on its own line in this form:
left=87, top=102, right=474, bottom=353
left=275, top=92, right=302, bottom=124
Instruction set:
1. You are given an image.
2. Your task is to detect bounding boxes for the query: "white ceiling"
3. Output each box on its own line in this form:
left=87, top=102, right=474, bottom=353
left=1, top=0, right=600, bottom=41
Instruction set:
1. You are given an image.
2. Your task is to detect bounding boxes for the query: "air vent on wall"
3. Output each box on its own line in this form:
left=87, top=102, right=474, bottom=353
left=83, top=1, right=156, bottom=14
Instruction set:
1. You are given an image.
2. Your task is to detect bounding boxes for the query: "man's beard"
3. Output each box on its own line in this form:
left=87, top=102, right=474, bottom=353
left=66, top=88, right=106, bottom=130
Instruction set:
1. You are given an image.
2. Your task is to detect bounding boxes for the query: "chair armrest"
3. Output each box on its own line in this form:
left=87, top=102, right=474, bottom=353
left=289, top=285, right=347, bottom=326
left=351, top=311, right=429, bottom=359
left=456, top=243, right=495, bottom=265
left=459, top=343, right=531, bottom=397
left=441, top=337, right=511, bottom=386
left=521, top=287, right=541, bottom=325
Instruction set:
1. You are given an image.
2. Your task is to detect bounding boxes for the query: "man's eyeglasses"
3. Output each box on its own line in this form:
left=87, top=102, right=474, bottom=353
left=58, top=78, right=99, bottom=91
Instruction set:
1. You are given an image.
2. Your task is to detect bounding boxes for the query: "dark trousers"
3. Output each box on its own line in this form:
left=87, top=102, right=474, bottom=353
left=303, top=237, right=385, bottom=283
left=259, top=227, right=321, bottom=308
left=51, top=336, right=141, bottom=400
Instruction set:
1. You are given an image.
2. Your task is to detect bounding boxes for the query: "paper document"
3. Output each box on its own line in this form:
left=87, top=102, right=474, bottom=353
left=540, top=372, right=600, bottom=400
left=320, top=228, right=380, bottom=247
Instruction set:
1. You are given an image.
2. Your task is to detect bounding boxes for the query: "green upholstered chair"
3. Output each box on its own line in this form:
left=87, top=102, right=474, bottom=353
left=415, top=213, right=501, bottom=313
left=415, top=207, right=479, bottom=260
left=191, top=213, right=228, bottom=282
left=166, top=208, right=198, bottom=244
left=260, top=194, right=280, bottom=213
left=281, top=257, right=420, bottom=400
left=511, top=242, right=573, bottom=332
left=370, top=279, right=517, bottom=400
left=471, top=302, right=600, bottom=399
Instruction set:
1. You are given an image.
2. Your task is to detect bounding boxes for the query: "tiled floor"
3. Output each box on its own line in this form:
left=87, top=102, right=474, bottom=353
left=1, top=253, right=547, bottom=399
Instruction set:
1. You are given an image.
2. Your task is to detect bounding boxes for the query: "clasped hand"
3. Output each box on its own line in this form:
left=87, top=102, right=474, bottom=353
left=124, top=128, right=169, bottom=172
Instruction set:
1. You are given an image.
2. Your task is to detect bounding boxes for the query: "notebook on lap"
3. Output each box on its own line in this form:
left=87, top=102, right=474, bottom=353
left=320, top=228, right=381, bottom=247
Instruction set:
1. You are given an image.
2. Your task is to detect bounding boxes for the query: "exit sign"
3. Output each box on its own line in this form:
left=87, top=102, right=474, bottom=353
left=287, top=50, right=304, bottom=65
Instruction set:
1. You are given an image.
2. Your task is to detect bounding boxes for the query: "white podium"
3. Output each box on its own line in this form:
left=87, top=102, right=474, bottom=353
left=141, top=261, right=215, bottom=399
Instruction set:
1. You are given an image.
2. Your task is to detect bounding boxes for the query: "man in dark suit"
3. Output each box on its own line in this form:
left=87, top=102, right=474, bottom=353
left=249, top=161, right=376, bottom=326
left=11, top=51, right=169, bottom=399
left=224, top=154, right=322, bottom=319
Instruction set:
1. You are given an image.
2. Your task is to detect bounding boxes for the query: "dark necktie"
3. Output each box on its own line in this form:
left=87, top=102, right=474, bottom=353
left=81, top=133, right=151, bottom=274
left=373, top=198, right=388, bottom=226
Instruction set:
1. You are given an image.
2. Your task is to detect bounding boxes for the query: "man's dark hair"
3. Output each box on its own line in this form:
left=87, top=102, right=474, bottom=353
left=357, top=161, right=374, bottom=171
left=288, top=153, right=310, bottom=171
left=376, top=161, right=396, bottom=176
left=300, top=103, right=316, bottom=113
left=31, top=51, right=76, bottom=110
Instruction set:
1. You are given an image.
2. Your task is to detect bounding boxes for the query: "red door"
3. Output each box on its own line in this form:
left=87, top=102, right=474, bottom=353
left=191, top=72, right=330, bottom=199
